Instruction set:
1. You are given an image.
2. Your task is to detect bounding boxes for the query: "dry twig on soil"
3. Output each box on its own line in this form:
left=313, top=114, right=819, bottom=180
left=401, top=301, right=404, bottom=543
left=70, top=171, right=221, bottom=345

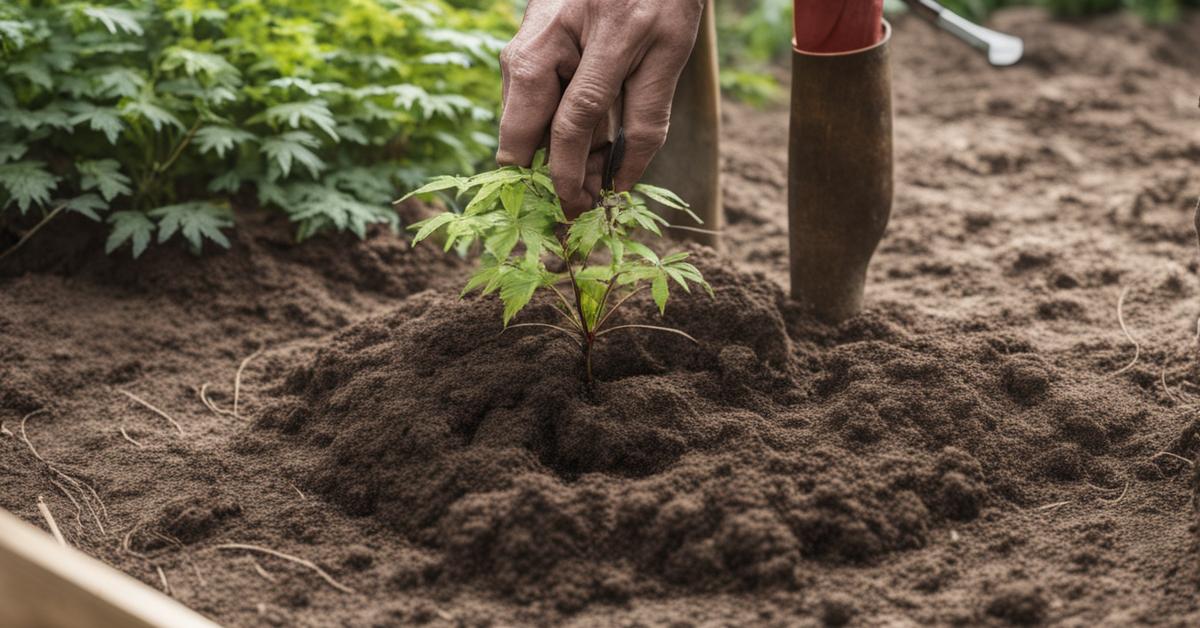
left=214, top=543, right=355, bottom=594
left=1150, top=451, right=1194, bottom=467
left=198, top=383, right=236, bottom=418
left=37, top=495, right=67, bottom=547
left=1114, top=286, right=1140, bottom=375
left=251, top=558, right=277, bottom=583
left=21, top=410, right=109, bottom=535
left=234, top=347, right=264, bottom=417
left=119, top=425, right=144, bottom=449
left=118, top=389, right=184, bottom=435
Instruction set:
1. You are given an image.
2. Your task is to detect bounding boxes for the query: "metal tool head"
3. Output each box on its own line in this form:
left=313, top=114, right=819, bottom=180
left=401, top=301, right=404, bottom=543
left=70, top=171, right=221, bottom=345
left=937, top=10, right=1024, bottom=66
left=902, top=0, right=1024, bottom=67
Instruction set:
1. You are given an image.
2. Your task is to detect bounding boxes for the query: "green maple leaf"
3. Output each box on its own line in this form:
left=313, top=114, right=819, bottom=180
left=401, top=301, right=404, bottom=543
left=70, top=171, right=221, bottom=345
left=106, top=211, right=155, bottom=258
left=160, top=47, right=240, bottom=85
left=260, top=131, right=325, bottom=179
left=263, top=100, right=338, bottom=140
left=0, top=161, right=60, bottom=214
left=194, top=126, right=256, bottom=158
left=69, top=105, right=125, bottom=144
left=63, top=193, right=108, bottom=222
left=0, top=143, right=27, bottom=164
left=6, top=61, right=52, bottom=90
left=78, top=159, right=132, bottom=202
left=121, top=98, right=184, bottom=132
left=93, top=67, right=146, bottom=98
left=284, top=183, right=397, bottom=240
left=149, top=201, right=233, bottom=251
left=567, top=208, right=607, bottom=257
left=82, top=7, right=144, bottom=36
left=498, top=260, right=547, bottom=325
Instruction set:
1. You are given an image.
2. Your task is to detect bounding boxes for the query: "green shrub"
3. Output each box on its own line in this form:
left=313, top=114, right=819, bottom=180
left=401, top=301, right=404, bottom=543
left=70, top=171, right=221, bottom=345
left=0, top=0, right=514, bottom=257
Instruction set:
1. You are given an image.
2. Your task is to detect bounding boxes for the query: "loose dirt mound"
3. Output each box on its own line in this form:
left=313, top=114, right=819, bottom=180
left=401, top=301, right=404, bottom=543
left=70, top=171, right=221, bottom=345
left=256, top=250, right=1154, bottom=611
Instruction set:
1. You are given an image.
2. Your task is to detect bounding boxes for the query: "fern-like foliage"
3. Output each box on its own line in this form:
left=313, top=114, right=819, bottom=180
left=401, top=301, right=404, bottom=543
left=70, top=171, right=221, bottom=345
left=404, top=152, right=712, bottom=384
left=0, top=0, right=513, bottom=257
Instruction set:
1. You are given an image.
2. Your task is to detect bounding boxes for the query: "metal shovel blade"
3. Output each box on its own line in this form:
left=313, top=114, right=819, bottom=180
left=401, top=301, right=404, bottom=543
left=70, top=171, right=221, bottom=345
left=902, top=0, right=1024, bottom=67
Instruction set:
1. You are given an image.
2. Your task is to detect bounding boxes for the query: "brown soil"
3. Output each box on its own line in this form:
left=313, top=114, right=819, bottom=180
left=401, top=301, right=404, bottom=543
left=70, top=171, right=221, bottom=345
left=3, top=8, right=1200, bottom=627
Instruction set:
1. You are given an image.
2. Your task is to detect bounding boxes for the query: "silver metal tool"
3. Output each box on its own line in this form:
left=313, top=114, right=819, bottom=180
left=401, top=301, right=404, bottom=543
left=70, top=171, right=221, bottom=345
left=901, top=0, right=1024, bottom=66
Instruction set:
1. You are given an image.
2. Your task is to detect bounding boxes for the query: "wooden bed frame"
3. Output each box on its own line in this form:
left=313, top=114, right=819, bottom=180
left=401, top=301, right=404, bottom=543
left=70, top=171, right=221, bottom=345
left=0, top=508, right=219, bottom=628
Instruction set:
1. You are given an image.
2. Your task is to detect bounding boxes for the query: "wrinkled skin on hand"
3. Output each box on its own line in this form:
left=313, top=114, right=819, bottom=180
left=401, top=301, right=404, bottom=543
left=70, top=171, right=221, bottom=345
left=497, top=0, right=704, bottom=218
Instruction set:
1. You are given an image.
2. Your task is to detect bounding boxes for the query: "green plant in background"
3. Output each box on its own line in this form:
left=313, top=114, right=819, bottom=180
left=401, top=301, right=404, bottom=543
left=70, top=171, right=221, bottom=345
left=403, top=151, right=712, bottom=385
left=0, top=0, right=514, bottom=258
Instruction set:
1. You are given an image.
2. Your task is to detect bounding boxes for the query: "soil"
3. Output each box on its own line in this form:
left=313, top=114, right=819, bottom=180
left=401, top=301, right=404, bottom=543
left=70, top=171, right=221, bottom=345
left=2, top=8, right=1200, bottom=627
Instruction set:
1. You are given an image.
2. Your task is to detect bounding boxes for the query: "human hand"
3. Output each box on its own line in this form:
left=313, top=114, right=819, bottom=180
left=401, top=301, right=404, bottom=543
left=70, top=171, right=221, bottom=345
left=497, top=0, right=704, bottom=218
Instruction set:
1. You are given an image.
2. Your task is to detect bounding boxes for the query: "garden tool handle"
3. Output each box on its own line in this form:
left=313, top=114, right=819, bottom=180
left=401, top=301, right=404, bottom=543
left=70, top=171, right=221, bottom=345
left=899, top=0, right=1024, bottom=66
left=603, top=127, right=625, bottom=194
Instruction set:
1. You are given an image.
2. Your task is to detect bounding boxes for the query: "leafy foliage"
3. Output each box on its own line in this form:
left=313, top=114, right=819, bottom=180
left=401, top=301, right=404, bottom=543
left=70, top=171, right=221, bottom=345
left=0, top=0, right=514, bottom=257
left=404, top=152, right=712, bottom=384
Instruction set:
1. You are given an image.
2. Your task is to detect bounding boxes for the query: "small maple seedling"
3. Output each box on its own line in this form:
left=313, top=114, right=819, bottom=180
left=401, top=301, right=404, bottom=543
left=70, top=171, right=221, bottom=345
left=402, top=150, right=712, bottom=385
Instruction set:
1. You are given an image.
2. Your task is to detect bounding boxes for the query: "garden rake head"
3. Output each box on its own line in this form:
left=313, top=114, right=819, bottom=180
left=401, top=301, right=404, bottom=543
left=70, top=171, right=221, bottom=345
left=901, top=0, right=1024, bottom=66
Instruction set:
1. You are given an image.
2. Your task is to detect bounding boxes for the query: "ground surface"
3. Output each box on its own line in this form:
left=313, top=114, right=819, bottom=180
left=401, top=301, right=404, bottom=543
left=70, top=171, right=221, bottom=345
left=2, top=9, right=1199, bottom=627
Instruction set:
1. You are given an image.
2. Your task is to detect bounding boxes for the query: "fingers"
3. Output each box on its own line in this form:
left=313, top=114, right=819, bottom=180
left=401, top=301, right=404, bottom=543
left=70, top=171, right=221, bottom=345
left=613, top=46, right=688, bottom=193
left=549, top=48, right=629, bottom=217
left=496, top=46, right=562, bottom=167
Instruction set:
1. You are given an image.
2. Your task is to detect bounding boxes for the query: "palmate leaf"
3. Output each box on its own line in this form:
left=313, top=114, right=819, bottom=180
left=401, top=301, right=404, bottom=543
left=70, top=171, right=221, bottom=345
left=260, top=131, right=324, bottom=179
left=149, top=201, right=233, bottom=251
left=283, top=183, right=398, bottom=240
left=82, top=7, right=144, bottom=36
left=121, top=98, right=185, bottom=132
left=0, top=161, right=59, bottom=214
left=78, top=159, right=132, bottom=202
left=267, top=78, right=342, bottom=97
left=106, top=211, right=154, bottom=258
left=0, top=105, right=72, bottom=132
left=93, top=66, right=146, bottom=98
left=263, top=100, right=338, bottom=140
left=69, top=105, right=125, bottom=144
left=194, top=126, right=256, bottom=158
left=161, top=47, right=240, bottom=85
left=63, top=193, right=108, bottom=222
left=0, top=20, right=32, bottom=49
left=0, top=143, right=27, bottom=164
left=498, top=260, right=550, bottom=326
left=567, top=208, right=607, bottom=257
left=634, top=183, right=702, bottom=224
left=6, top=61, right=52, bottom=90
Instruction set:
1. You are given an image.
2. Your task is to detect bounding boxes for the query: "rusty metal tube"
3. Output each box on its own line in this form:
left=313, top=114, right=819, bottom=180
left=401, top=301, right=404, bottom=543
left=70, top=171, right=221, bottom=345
left=788, top=21, right=893, bottom=322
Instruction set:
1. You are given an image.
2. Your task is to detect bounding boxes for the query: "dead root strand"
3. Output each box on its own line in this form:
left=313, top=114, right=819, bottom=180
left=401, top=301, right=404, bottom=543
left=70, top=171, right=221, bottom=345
left=214, top=543, right=355, bottom=594
left=118, top=389, right=184, bottom=436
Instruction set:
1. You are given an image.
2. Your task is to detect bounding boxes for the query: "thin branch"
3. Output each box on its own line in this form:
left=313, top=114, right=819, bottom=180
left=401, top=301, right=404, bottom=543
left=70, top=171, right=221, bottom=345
left=156, top=119, right=202, bottom=175
left=0, top=204, right=67, bottom=262
left=502, top=323, right=583, bottom=347
left=595, top=285, right=647, bottom=331
left=1114, top=286, right=1140, bottom=375
left=664, top=224, right=724, bottom=236
left=548, top=283, right=582, bottom=329
left=234, top=347, right=265, bottom=417
left=214, top=543, right=355, bottom=594
left=118, top=389, right=184, bottom=436
left=37, top=496, right=67, bottom=547
left=596, top=324, right=698, bottom=343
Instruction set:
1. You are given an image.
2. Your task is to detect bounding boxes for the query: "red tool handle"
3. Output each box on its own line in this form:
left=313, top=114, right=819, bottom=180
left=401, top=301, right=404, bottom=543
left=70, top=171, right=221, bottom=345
left=794, top=0, right=884, bottom=53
